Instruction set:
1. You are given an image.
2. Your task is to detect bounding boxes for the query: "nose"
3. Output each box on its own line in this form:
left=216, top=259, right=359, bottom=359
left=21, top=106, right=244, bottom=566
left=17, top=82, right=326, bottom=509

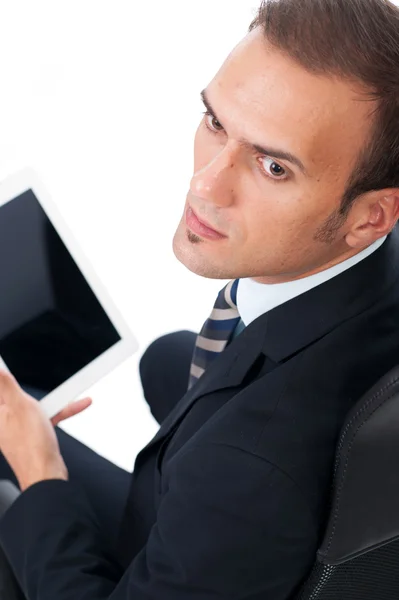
left=190, top=142, right=239, bottom=208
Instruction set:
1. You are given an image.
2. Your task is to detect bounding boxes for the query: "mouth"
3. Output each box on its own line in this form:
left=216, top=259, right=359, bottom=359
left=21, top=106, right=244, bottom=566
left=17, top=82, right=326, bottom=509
left=185, top=206, right=227, bottom=241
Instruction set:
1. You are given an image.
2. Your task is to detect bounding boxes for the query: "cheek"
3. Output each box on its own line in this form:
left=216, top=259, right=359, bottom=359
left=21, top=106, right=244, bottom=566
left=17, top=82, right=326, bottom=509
left=242, top=191, right=314, bottom=247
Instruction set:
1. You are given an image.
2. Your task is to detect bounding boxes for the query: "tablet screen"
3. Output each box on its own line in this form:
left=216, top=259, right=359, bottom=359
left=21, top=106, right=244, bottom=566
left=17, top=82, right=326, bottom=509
left=0, top=189, right=121, bottom=400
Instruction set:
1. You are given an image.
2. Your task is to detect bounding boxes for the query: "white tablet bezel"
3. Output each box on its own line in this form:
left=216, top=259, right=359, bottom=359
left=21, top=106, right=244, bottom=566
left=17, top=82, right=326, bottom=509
left=0, top=167, right=138, bottom=419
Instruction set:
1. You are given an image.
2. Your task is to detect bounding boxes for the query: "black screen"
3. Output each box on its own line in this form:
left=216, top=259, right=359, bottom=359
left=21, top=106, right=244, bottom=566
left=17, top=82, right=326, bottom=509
left=0, top=189, right=121, bottom=399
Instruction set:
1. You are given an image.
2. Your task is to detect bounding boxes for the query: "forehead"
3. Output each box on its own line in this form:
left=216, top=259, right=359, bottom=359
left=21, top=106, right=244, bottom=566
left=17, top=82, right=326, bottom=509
left=208, top=28, right=376, bottom=178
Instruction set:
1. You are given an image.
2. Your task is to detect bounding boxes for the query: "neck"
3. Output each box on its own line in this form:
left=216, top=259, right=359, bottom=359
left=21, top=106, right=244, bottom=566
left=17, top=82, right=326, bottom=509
left=252, top=243, right=371, bottom=285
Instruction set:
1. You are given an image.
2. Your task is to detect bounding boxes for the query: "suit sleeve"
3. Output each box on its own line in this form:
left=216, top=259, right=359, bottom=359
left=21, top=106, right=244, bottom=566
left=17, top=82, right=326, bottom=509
left=0, top=444, right=318, bottom=600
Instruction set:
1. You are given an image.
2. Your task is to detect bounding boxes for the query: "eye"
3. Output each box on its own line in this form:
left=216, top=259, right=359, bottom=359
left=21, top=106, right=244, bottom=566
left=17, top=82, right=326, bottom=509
left=259, top=156, right=287, bottom=181
left=203, top=111, right=224, bottom=133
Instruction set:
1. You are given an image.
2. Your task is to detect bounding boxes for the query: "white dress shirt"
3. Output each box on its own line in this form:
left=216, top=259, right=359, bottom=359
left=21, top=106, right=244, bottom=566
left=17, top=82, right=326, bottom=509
left=237, top=236, right=387, bottom=327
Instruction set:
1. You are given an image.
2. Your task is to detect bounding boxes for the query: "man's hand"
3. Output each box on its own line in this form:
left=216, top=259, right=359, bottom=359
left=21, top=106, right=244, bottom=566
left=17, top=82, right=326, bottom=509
left=0, top=370, right=92, bottom=492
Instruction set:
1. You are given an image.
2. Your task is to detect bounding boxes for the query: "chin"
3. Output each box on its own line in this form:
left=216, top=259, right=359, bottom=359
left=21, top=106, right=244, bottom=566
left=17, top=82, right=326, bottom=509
left=172, top=228, right=231, bottom=280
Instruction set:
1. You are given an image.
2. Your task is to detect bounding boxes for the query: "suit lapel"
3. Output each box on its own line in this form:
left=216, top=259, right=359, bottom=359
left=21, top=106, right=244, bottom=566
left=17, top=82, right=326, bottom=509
left=141, top=321, right=267, bottom=452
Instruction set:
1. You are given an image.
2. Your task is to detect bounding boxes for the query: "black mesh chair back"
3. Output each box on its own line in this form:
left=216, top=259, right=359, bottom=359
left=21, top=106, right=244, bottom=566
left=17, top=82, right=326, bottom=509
left=297, top=366, right=399, bottom=599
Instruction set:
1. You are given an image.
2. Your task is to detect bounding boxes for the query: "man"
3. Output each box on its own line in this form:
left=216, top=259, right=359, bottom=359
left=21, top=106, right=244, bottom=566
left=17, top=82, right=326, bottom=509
left=0, top=0, right=399, bottom=597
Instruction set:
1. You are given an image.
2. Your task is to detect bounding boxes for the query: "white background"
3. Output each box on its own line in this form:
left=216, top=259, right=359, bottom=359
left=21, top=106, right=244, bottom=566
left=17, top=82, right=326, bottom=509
left=0, top=1, right=259, bottom=471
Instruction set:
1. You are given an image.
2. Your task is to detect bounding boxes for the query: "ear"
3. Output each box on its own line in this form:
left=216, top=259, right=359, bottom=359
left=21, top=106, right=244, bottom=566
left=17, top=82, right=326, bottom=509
left=345, top=189, right=399, bottom=249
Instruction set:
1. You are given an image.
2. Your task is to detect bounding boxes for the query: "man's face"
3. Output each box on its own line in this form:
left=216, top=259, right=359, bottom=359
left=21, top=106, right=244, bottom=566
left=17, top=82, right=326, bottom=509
left=173, top=27, right=376, bottom=282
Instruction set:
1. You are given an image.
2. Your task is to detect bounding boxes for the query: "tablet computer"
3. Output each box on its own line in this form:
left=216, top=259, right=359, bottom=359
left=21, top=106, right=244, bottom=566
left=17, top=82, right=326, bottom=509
left=0, top=168, right=138, bottom=419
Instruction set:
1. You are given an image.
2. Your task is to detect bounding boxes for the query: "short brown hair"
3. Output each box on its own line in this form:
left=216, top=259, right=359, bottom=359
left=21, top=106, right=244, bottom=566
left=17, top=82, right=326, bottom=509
left=250, top=0, right=399, bottom=216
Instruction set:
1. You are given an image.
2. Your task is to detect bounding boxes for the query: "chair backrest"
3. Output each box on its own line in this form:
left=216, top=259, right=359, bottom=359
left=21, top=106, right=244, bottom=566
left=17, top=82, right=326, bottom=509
left=297, top=365, right=399, bottom=599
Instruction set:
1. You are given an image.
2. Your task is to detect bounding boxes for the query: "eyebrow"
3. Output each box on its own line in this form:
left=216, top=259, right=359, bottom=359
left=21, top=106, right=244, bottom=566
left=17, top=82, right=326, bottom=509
left=200, top=89, right=308, bottom=176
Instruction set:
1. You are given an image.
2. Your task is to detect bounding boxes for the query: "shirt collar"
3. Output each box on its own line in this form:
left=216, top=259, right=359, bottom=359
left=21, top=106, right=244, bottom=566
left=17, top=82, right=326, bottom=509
left=237, top=236, right=387, bottom=327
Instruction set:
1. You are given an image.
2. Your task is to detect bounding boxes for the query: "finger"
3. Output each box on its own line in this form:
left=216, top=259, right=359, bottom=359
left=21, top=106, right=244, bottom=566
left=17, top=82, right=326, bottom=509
left=51, top=397, right=92, bottom=425
left=51, top=397, right=92, bottom=426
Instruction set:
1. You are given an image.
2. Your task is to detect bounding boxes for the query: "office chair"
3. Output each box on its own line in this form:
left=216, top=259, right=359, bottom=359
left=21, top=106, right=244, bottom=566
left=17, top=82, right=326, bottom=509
left=297, top=365, right=399, bottom=599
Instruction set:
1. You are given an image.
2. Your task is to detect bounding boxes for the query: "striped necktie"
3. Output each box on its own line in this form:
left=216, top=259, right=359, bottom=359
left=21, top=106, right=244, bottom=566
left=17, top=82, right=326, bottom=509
left=188, top=279, right=240, bottom=390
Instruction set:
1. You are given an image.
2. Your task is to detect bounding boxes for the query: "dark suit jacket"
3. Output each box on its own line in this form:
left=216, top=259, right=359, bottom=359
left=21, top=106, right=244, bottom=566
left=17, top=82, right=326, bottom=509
left=2, top=230, right=399, bottom=599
